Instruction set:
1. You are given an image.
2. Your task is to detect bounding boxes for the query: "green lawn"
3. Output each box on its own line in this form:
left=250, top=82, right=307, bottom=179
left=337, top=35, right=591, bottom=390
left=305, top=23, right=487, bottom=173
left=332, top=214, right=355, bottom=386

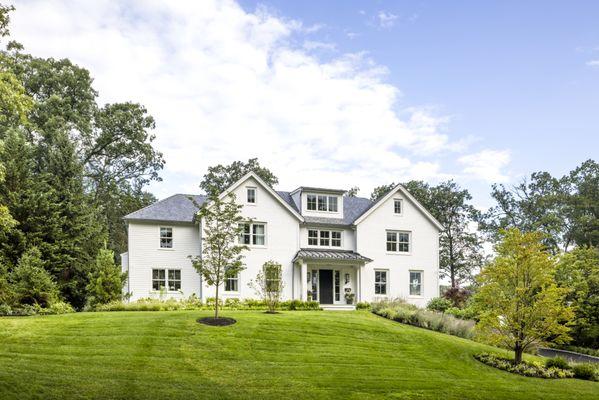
left=0, top=311, right=597, bottom=400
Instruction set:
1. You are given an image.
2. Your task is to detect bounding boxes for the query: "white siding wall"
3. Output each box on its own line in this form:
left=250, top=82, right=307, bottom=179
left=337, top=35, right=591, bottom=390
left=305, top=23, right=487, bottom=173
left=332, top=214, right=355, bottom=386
left=127, top=222, right=201, bottom=301
left=200, top=177, right=301, bottom=301
left=356, top=190, right=440, bottom=307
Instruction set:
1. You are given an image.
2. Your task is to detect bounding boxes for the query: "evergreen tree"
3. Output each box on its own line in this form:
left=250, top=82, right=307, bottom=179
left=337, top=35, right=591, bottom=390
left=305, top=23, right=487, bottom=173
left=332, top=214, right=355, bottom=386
left=10, top=246, right=58, bottom=307
left=86, top=247, right=126, bottom=308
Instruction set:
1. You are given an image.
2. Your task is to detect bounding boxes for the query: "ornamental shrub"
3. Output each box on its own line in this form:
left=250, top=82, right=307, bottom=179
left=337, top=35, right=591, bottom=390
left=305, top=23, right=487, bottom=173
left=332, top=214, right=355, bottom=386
left=545, top=357, right=571, bottom=370
left=474, top=353, right=574, bottom=379
left=426, top=297, right=452, bottom=312
left=572, top=364, right=598, bottom=381
left=10, top=247, right=58, bottom=307
left=356, top=302, right=370, bottom=310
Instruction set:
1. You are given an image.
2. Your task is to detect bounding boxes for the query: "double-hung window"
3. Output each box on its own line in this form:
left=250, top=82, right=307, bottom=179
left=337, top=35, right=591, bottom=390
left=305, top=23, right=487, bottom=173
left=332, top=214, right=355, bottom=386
left=331, top=231, right=342, bottom=247
left=375, top=270, right=388, bottom=295
left=386, top=230, right=410, bottom=253
left=410, top=271, right=422, bottom=296
left=319, top=230, right=330, bottom=246
left=246, top=187, right=256, bottom=204
left=152, top=269, right=181, bottom=291
left=225, top=267, right=239, bottom=292
left=307, top=195, right=317, bottom=210
left=168, top=270, right=181, bottom=291
left=317, top=195, right=328, bottom=211
left=308, top=229, right=319, bottom=246
left=160, top=227, right=173, bottom=248
left=240, top=223, right=266, bottom=246
left=394, top=199, right=402, bottom=214
left=152, top=269, right=166, bottom=290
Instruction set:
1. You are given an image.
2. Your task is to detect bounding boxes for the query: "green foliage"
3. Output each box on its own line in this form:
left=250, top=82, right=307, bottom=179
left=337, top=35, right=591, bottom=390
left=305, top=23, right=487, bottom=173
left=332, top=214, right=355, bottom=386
left=545, top=357, right=571, bottom=370
left=85, top=248, right=126, bottom=308
left=481, top=160, right=599, bottom=252
left=0, top=4, right=14, bottom=38
left=369, top=183, right=395, bottom=201
left=372, top=299, right=475, bottom=339
left=572, top=364, right=598, bottom=381
left=248, top=260, right=284, bottom=313
left=558, top=345, right=599, bottom=358
left=10, top=247, right=58, bottom=307
left=404, top=180, right=484, bottom=287
left=190, top=193, right=248, bottom=319
left=474, top=229, right=574, bottom=364
left=200, top=158, right=278, bottom=196
left=355, top=301, right=370, bottom=310
left=555, top=246, right=599, bottom=348
left=474, top=353, right=574, bottom=379
left=345, top=186, right=359, bottom=197
left=442, top=286, right=473, bottom=308
left=426, top=297, right=453, bottom=312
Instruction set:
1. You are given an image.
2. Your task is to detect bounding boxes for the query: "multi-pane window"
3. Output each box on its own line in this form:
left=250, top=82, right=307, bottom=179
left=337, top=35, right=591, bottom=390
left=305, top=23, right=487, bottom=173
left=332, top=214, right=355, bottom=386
left=308, top=230, right=318, bottom=246
left=410, top=271, right=422, bottom=296
left=394, top=199, right=402, bottom=214
left=308, top=194, right=339, bottom=212
left=152, top=269, right=181, bottom=291
left=307, top=195, right=317, bottom=210
left=152, top=269, right=166, bottom=290
left=386, top=231, right=410, bottom=253
left=307, top=229, right=342, bottom=247
left=331, top=231, right=342, bottom=247
left=160, top=227, right=173, bottom=248
left=225, top=267, right=239, bottom=292
left=375, top=270, right=387, bottom=295
left=239, top=223, right=266, bottom=246
left=247, top=187, right=256, bottom=204
left=317, top=195, right=328, bottom=211
left=319, top=230, right=330, bottom=246
left=168, top=270, right=181, bottom=291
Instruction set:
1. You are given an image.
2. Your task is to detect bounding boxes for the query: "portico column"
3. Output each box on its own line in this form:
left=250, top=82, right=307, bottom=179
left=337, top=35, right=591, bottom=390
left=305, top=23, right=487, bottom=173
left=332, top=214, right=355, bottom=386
left=300, top=261, right=308, bottom=301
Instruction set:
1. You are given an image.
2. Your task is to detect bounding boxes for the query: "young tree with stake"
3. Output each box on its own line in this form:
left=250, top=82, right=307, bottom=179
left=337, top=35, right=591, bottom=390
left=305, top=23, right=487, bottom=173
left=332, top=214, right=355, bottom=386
left=189, top=193, right=248, bottom=320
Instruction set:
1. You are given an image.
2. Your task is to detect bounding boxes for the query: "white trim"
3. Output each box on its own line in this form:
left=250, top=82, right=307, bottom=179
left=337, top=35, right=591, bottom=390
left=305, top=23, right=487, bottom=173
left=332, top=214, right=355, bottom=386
left=353, top=184, right=443, bottom=230
left=385, top=230, right=412, bottom=255
left=374, top=269, right=389, bottom=296
left=307, top=228, right=343, bottom=249
left=393, top=198, right=403, bottom=216
left=216, top=171, right=304, bottom=221
left=409, top=270, right=424, bottom=297
left=245, top=186, right=257, bottom=205
left=159, top=226, right=174, bottom=249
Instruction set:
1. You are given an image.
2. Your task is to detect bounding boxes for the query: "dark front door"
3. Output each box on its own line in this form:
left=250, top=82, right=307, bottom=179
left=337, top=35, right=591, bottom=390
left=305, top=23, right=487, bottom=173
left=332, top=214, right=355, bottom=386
left=319, top=269, right=333, bottom=304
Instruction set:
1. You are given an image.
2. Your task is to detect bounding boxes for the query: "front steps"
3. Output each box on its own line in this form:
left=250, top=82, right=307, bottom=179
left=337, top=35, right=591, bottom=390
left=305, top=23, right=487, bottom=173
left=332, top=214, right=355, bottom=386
left=320, top=304, right=356, bottom=311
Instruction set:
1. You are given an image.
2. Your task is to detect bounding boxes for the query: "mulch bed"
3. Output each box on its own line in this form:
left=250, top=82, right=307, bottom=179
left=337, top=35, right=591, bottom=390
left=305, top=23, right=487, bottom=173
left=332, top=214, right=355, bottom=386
left=197, top=317, right=237, bottom=326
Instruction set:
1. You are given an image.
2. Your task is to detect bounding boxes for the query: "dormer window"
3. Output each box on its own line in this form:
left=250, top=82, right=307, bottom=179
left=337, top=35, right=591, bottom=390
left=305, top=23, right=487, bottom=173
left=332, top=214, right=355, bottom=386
left=307, top=194, right=338, bottom=212
left=246, top=187, right=256, bottom=204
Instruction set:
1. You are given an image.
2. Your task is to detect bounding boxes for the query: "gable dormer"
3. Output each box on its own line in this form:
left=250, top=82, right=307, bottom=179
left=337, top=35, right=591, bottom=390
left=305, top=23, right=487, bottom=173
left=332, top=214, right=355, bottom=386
left=291, top=187, right=345, bottom=219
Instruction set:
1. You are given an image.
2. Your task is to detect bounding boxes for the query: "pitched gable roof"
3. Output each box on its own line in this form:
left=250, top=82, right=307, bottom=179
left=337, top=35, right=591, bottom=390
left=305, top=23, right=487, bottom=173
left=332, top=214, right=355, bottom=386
left=352, top=184, right=443, bottom=230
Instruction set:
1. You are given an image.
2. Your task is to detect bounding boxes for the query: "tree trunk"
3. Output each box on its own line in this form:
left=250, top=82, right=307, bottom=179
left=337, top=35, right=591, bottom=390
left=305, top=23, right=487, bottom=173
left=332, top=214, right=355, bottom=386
left=514, top=343, right=523, bottom=364
left=215, top=284, right=219, bottom=319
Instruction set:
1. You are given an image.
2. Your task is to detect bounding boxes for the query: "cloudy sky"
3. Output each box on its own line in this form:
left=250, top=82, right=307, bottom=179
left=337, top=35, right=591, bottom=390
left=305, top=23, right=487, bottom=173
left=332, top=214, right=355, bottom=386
left=9, top=0, right=599, bottom=206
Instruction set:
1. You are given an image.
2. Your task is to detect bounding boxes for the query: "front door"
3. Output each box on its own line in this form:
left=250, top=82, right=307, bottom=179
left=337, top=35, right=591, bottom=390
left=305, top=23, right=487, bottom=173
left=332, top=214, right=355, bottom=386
left=319, top=269, right=333, bottom=304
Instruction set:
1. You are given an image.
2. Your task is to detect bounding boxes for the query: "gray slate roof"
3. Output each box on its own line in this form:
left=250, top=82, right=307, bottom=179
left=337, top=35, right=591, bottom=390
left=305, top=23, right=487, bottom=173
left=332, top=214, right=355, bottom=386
left=293, top=249, right=372, bottom=263
left=123, top=194, right=207, bottom=223
left=124, top=190, right=374, bottom=226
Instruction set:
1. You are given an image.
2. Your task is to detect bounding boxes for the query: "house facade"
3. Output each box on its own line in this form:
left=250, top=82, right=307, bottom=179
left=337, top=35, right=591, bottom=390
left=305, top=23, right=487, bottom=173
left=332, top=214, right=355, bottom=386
left=122, top=172, right=442, bottom=308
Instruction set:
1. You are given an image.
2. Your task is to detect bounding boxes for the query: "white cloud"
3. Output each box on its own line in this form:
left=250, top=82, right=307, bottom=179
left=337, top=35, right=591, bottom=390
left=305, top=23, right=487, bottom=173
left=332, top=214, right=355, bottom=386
left=458, top=149, right=511, bottom=183
left=9, top=0, right=484, bottom=197
left=377, top=11, right=398, bottom=29
left=303, top=40, right=336, bottom=52
left=586, top=60, right=599, bottom=67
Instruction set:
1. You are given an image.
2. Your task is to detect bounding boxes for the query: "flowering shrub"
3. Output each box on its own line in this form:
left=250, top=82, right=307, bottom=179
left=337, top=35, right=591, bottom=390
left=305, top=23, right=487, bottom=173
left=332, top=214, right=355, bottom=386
left=474, top=353, right=574, bottom=379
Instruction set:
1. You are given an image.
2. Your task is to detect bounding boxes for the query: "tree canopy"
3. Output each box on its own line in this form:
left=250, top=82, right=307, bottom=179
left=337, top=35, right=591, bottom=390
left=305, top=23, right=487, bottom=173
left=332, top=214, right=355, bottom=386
left=200, top=158, right=278, bottom=196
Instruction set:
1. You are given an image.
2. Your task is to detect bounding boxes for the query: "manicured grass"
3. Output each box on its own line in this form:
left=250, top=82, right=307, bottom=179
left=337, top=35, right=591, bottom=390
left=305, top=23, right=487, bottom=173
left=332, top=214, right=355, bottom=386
left=0, top=311, right=597, bottom=399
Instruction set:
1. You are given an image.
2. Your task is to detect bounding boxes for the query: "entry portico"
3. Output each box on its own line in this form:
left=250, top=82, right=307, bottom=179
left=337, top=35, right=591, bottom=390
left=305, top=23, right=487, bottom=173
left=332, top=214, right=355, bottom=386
left=293, top=249, right=372, bottom=307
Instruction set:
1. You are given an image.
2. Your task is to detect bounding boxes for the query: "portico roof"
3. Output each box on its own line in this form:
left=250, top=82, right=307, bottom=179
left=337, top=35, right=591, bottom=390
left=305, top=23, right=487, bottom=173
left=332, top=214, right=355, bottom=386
left=292, top=249, right=372, bottom=263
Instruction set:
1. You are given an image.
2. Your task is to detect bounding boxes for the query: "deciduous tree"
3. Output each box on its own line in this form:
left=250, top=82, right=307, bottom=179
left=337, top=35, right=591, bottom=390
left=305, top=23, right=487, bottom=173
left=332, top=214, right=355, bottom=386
left=189, top=193, right=248, bottom=319
left=200, top=158, right=277, bottom=196
left=474, top=229, right=573, bottom=364
left=249, top=260, right=284, bottom=313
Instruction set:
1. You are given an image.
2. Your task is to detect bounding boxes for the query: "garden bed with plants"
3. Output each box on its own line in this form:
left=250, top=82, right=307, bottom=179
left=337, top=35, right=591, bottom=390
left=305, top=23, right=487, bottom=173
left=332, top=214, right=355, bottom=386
left=92, top=296, right=322, bottom=312
left=371, top=299, right=475, bottom=339
left=474, top=353, right=598, bottom=381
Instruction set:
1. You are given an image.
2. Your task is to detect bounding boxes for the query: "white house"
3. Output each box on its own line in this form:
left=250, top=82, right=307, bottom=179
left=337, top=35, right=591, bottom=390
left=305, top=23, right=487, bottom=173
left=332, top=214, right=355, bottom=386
left=122, top=172, right=442, bottom=308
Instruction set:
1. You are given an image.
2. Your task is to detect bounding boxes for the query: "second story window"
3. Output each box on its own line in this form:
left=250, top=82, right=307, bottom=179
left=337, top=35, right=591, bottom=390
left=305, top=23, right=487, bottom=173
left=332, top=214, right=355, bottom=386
left=240, top=223, right=266, bottom=246
left=160, top=227, right=173, bottom=248
left=307, top=229, right=342, bottom=248
left=386, top=230, right=410, bottom=253
left=225, top=267, right=239, bottom=292
left=247, top=187, right=256, bottom=204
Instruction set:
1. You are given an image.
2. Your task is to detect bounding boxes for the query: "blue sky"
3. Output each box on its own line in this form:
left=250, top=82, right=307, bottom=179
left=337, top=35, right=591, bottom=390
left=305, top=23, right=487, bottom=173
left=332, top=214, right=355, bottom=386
left=11, top=0, right=599, bottom=207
